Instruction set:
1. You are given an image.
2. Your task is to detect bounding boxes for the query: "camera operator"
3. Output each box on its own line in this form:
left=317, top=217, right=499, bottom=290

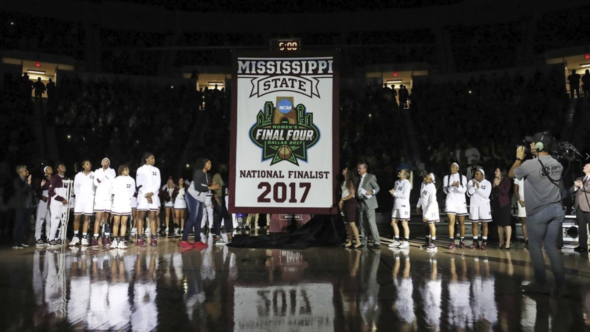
left=509, top=132, right=566, bottom=295
left=570, top=163, right=590, bottom=253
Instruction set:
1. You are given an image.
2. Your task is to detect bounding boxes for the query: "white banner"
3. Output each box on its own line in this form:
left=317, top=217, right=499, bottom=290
left=231, top=54, right=338, bottom=213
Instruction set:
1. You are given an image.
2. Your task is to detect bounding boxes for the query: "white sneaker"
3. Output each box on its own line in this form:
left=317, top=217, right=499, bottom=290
left=111, top=239, right=118, bottom=249
left=69, top=237, right=80, bottom=246
left=145, top=228, right=151, bottom=237
left=174, top=228, right=180, bottom=236
left=164, top=227, right=169, bottom=235
left=388, top=241, right=401, bottom=248
left=131, top=228, right=137, bottom=236
left=398, top=241, right=409, bottom=249
left=81, top=238, right=89, bottom=246
left=118, top=241, right=127, bottom=249
left=215, top=239, right=226, bottom=246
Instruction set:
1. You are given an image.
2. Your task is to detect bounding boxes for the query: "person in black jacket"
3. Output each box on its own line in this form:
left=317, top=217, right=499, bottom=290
left=13, top=165, right=33, bottom=249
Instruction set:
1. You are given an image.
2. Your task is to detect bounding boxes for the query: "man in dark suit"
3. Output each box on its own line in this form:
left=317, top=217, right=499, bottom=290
left=13, top=165, right=33, bottom=249
left=570, top=163, right=590, bottom=253
left=356, top=162, right=380, bottom=248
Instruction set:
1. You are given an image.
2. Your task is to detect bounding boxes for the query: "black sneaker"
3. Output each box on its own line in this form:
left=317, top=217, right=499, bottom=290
left=35, top=239, right=45, bottom=247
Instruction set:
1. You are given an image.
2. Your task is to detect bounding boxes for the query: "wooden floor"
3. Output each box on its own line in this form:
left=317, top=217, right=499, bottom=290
left=1, top=233, right=590, bottom=332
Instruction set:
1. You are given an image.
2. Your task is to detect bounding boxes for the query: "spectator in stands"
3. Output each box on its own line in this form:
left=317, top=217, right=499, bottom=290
left=390, top=85, right=398, bottom=108
left=582, top=69, right=590, bottom=98
left=21, top=73, right=33, bottom=101
left=399, top=85, right=409, bottom=109
left=46, top=78, right=56, bottom=102
left=568, top=69, right=581, bottom=98
left=34, top=77, right=45, bottom=102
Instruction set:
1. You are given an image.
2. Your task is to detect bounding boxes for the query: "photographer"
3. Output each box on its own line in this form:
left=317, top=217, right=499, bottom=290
left=509, top=132, right=566, bottom=295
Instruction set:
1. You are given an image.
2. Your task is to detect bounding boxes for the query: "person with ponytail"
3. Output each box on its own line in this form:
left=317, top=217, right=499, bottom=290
left=389, top=169, right=412, bottom=249
left=419, top=173, right=439, bottom=250
left=466, top=167, right=492, bottom=250
left=443, top=162, right=468, bottom=249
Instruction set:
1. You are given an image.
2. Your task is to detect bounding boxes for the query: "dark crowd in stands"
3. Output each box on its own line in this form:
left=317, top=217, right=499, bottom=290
left=0, top=65, right=575, bottom=235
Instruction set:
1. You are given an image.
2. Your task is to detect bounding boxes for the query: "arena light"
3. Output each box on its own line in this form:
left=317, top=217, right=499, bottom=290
left=580, top=63, right=590, bottom=68
left=386, top=80, right=402, bottom=84
left=35, top=62, right=41, bottom=67
left=586, top=54, right=590, bottom=59
left=28, top=69, right=46, bottom=74
left=393, top=72, right=398, bottom=77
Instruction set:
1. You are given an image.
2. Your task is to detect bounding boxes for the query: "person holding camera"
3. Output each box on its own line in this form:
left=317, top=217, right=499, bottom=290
left=509, top=132, right=566, bottom=295
left=570, top=163, right=590, bottom=253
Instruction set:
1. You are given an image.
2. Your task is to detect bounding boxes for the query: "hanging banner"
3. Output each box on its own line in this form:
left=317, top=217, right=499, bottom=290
left=230, top=52, right=339, bottom=214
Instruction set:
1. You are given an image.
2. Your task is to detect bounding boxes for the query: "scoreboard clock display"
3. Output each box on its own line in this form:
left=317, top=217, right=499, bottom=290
left=270, top=38, right=301, bottom=51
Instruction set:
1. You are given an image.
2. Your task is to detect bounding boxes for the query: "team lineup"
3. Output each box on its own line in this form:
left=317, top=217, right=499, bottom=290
left=32, top=152, right=228, bottom=250
left=366, top=162, right=518, bottom=252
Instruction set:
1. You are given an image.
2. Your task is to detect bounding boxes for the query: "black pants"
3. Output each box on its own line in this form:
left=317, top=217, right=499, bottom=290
left=14, top=208, right=31, bottom=245
left=576, top=208, right=590, bottom=249
left=213, top=198, right=232, bottom=236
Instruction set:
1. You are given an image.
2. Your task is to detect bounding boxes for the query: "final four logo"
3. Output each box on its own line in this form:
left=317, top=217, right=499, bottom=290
left=250, top=97, right=320, bottom=166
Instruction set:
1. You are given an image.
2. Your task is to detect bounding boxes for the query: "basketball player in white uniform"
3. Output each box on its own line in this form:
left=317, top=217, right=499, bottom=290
left=173, top=178, right=187, bottom=236
left=471, top=258, right=498, bottom=329
left=392, top=252, right=415, bottom=328
left=132, top=253, right=158, bottom=332
left=467, top=167, right=492, bottom=250
left=35, top=166, right=53, bottom=247
left=514, top=178, right=528, bottom=249
left=418, top=173, right=439, bottom=250
left=421, top=255, right=442, bottom=331
left=161, top=177, right=176, bottom=235
left=71, top=160, right=95, bottom=246
left=443, top=163, right=468, bottom=249
left=87, top=254, right=109, bottom=330
left=389, top=169, right=412, bottom=249
left=48, top=163, right=69, bottom=247
left=111, top=165, right=136, bottom=249
left=68, top=252, right=90, bottom=326
left=136, top=152, right=161, bottom=247
left=93, top=158, right=116, bottom=247
left=448, top=256, right=473, bottom=330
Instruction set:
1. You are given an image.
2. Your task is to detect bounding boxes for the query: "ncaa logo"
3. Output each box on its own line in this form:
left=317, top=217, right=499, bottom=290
left=278, top=99, right=293, bottom=114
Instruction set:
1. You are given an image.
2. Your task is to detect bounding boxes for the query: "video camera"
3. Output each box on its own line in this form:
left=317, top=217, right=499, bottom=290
left=520, top=132, right=585, bottom=161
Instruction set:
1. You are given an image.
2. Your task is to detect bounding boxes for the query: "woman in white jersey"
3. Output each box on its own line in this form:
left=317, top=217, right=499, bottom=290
left=389, top=169, right=412, bottom=249
left=419, top=173, right=439, bottom=250
left=93, top=157, right=116, bottom=247
left=136, top=152, right=161, bottom=247
left=161, top=176, right=176, bottom=236
left=172, top=178, right=188, bottom=236
left=111, top=165, right=136, bottom=249
left=466, top=168, right=492, bottom=250
left=443, top=162, right=468, bottom=249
